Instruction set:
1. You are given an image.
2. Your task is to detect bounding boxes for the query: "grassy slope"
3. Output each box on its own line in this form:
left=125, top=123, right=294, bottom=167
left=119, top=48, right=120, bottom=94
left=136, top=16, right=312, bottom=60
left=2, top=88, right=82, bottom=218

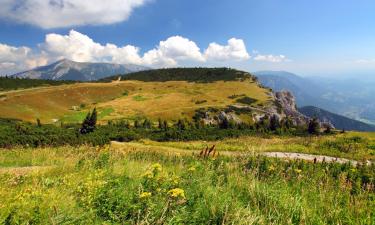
left=0, top=142, right=373, bottom=224
left=0, top=79, right=271, bottom=123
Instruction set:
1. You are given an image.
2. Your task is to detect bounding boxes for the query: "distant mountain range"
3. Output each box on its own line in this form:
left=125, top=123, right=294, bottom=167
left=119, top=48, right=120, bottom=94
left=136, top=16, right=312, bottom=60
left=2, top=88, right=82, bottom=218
left=12, top=59, right=149, bottom=81
left=299, top=106, right=375, bottom=132
left=254, top=71, right=375, bottom=126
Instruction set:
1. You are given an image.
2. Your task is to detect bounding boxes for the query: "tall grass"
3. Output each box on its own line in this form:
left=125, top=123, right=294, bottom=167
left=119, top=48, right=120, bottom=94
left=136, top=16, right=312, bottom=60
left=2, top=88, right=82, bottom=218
left=0, top=145, right=373, bottom=224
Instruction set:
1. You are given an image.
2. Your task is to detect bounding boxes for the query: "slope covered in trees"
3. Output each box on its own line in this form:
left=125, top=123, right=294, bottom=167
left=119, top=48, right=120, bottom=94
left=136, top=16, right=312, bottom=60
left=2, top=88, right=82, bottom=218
left=102, top=67, right=256, bottom=83
left=0, top=76, right=77, bottom=91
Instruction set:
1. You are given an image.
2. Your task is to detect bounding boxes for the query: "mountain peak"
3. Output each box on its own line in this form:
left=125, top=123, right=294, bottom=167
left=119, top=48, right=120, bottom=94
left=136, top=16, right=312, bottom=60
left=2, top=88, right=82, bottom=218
left=12, top=59, right=148, bottom=81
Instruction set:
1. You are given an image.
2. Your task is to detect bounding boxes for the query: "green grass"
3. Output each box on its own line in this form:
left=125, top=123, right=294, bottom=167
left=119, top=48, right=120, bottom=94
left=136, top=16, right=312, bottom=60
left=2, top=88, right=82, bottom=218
left=61, top=107, right=114, bottom=123
left=132, top=95, right=148, bottom=101
left=0, top=143, right=374, bottom=224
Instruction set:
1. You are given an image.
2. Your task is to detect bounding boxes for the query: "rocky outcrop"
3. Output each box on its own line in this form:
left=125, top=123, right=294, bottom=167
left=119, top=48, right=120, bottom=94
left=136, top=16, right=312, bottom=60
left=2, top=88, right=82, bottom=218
left=272, top=91, right=309, bottom=126
left=199, top=90, right=330, bottom=127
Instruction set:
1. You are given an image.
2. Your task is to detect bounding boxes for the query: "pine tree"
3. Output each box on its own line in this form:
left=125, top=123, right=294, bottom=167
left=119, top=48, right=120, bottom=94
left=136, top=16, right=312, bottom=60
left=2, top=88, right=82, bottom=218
left=158, top=118, right=163, bottom=130
left=89, top=108, right=97, bottom=130
left=134, top=120, right=140, bottom=128
left=176, top=119, right=186, bottom=130
left=269, top=115, right=280, bottom=131
left=143, top=119, right=152, bottom=129
left=80, top=111, right=92, bottom=134
left=219, top=117, right=229, bottom=129
left=80, top=108, right=97, bottom=134
left=163, top=120, right=168, bottom=131
left=307, top=117, right=320, bottom=134
left=36, top=118, right=42, bottom=127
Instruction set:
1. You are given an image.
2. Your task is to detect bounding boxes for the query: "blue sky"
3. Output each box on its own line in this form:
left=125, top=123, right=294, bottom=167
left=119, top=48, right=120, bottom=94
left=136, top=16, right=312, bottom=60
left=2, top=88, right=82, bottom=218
left=1, top=0, right=375, bottom=76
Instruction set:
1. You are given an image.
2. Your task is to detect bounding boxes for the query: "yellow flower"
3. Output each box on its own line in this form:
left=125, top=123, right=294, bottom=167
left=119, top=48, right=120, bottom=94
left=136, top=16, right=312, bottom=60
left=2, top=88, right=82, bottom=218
left=142, top=170, right=154, bottom=179
left=139, top=192, right=152, bottom=199
left=172, top=175, right=180, bottom=185
left=168, top=188, right=185, bottom=199
left=188, top=166, right=196, bottom=172
left=294, top=169, right=302, bottom=174
left=151, top=163, right=162, bottom=172
left=268, top=165, right=275, bottom=171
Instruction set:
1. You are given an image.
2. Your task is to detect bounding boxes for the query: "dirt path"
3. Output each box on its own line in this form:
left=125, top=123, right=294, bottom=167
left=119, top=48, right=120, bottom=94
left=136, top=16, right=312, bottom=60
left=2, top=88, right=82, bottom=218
left=111, top=141, right=373, bottom=166
left=262, top=152, right=372, bottom=166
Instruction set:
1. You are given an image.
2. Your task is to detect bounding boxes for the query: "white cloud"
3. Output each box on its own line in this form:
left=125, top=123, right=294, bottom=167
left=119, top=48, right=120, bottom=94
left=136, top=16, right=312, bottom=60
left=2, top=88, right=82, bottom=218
left=204, top=38, right=250, bottom=61
left=43, top=30, right=143, bottom=65
left=1, top=30, right=284, bottom=74
left=254, top=54, right=289, bottom=63
left=0, top=43, right=47, bottom=74
left=143, top=36, right=205, bottom=67
left=0, top=0, right=148, bottom=29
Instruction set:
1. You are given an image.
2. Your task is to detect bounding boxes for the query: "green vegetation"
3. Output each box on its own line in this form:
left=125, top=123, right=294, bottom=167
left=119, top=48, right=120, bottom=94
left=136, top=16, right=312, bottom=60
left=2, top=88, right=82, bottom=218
left=102, top=67, right=256, bottom=83
left=132, top=95, right=148, bottom=101
left=236, top=96, right=257, bottom=105
left=0, top=76, right=77, bottom=91
left=80, top=108, right=98, bottom=134
left=0, top=145, right=373, bottom=224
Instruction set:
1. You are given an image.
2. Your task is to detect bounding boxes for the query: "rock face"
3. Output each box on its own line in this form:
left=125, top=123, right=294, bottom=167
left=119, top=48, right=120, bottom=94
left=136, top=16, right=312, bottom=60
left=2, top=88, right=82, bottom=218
left=200, top=90, right=311, bottom=126
left=272, top=91, right=309, bottom=126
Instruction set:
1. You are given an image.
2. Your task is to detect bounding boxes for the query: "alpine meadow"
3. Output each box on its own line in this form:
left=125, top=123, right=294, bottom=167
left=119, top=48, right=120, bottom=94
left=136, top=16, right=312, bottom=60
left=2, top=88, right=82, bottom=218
left=0, top=1, right=374, bottom=224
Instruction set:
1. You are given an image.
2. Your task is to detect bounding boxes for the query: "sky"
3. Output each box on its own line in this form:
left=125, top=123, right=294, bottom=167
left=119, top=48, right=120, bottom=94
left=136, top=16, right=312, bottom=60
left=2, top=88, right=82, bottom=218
left=1, top=0, right=375, bottom=77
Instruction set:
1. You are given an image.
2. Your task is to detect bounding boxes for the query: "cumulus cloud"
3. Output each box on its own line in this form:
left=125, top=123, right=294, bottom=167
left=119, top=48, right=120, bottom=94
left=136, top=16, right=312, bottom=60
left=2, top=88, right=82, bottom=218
left=143, top=36, right=205, bottom=67
left=43, top=30, right=142, bottom=65
left=41, top=31, right=249, bottom=67
left=253, top=54, right=289, bottom=63
left=1, top=30, right=257, bottom=74
left=0, top=0, right=148, bottom=29
left=0, top=43, right=47, bottom=75
left=204, top=38, right=250, bottom=61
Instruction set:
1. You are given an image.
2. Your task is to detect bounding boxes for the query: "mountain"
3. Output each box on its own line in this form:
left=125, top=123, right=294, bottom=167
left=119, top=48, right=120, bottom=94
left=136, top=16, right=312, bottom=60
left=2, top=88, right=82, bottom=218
left=299, top=106, right=375, bottom=132
left=254, top=71, right=330, bottom=108
left=254, top=71, right=375, bottom=125
left=12, top=59, right=149, bottom=81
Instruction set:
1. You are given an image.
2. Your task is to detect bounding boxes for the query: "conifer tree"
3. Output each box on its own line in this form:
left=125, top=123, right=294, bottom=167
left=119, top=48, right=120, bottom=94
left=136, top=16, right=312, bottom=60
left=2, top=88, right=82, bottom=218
left=163, top=120, right=168, bottom=131
left=158, top=118, right=163, bottom=130
left=134, top=120, right=140, bottom=128
left=307, top=117, right=320, bottom=134
left=269, top=115, right=280, bottom=131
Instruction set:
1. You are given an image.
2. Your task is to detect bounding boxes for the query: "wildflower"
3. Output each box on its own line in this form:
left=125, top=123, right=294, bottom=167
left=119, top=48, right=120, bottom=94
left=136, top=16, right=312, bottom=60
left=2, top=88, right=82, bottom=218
left=139, top=192, right=152, bottom=199
left=268, top=165, right=275, bottom=171
left=294, top=169, right=302, bottom=174
left=188, top=166, right=196, bottom=172
left=172, top=175, right=180, bottom=185
left=151, top=163, right=162, bottom=172
left=168, top=188, right=185, bottom=199
left=142, top=170, right=154, bottom=179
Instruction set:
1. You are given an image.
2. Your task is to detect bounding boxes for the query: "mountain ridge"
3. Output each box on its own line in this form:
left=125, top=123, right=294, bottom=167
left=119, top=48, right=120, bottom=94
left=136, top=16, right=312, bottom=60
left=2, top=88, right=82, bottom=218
left=299, top=106, right=375, bottom=132
left=254, top=70, right=375, bottom=125
left=12, top=59, right=149, bottom=81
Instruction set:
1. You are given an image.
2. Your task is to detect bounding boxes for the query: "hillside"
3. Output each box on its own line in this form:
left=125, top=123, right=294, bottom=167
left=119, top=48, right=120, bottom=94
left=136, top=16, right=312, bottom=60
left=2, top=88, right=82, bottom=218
left=12, top=59, right=148, bottom=81
left=0, top=68, right=275, bottom=124
left=299, top=106, right=375, bottom=131
left=102, top=67, right=255, bottom=82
